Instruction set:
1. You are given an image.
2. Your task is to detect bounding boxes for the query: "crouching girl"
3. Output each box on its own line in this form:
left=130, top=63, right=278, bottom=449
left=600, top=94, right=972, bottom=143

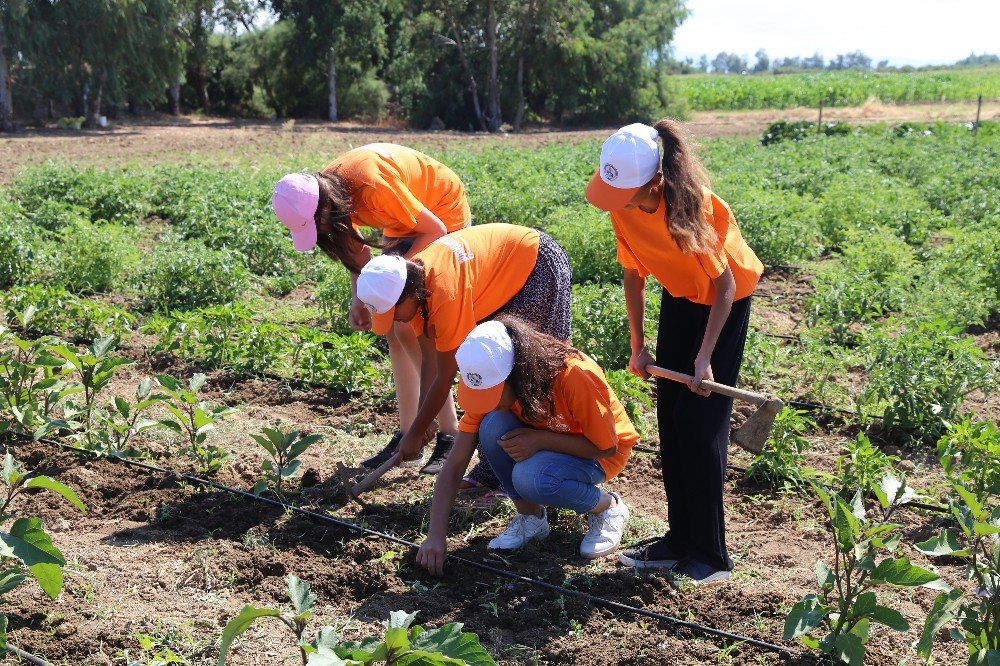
left=416, top=316, right=637, bottom=575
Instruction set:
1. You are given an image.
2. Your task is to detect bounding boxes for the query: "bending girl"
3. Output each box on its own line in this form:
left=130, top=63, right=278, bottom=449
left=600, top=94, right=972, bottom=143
left=272, top=143, right=469, bottom=472
left=417, top=315, right=635, bottom=575
left=585, top=120, right=763, bottom=586
left=355, top=223, right=571, bottom=478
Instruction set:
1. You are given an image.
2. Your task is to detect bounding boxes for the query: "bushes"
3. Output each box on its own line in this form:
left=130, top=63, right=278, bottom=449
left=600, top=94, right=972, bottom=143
left=41, top=221, right=138, bottom=294
left=571, top=284, right=631, bottom=370
left=0, top=222, right=35, bottom=289
left=544, top=206, right=619, bottom=284
left=728, top=187, right=822, bottom=266
left=11, top=164, right=150, bottom=225
left=139, top=240, right=249, bottom=311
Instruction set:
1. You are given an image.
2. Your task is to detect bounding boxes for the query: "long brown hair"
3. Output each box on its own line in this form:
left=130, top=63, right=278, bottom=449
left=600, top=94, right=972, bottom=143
left=653, top=118, right=717, bottom=255
left=498, top=315, right=580, bottom=423
left=397, top=259, right=431, bottom=329
left=313, top=170, right=380, bottom=274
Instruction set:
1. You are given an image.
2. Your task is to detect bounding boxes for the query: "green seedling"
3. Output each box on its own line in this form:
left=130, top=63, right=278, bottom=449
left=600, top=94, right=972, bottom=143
left=219, top=574, right=496, bottom=665
left=744, top=407, right=819, bottom=493
left=836, top=434, right=901, bottom=500
left=0, top=453, right=86, bottom=649
left=0, top=323, right=73, bottom=438
left=90, top=378, right=167, bottom=455
left=156, top=373, right=237, bottom=474
left=251, top=427, right=322, bottom=499
left=784, top=475, right=946, bottom=665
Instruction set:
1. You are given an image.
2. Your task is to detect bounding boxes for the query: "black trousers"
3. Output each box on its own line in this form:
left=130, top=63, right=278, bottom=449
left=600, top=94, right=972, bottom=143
left=656, top=293, right=751, bottom=571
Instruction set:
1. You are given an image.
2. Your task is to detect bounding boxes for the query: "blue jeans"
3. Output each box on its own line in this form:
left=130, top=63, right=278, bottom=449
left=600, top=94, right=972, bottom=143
left=477, top=410, right=606, bottom=514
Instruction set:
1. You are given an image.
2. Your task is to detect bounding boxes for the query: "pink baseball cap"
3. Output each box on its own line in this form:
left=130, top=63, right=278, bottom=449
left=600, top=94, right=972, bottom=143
left=272, top=173, right=320, bottom=251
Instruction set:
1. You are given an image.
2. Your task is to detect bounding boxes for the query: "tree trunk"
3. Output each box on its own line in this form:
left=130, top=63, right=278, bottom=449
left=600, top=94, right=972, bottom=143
left=0, top=21, right=13, bottom=132
left=513, top=54, right=524, bottom=132
left=484, top=0, right=501, bottom=132
left=327, top=46, right=338, bottom=122
left=446, top=7, right=486, bottom=132
left=85, top=84, right=102, bottom=128
left=198, top=69, right=211, bottom=115
left=168, top=75, right=181, bottom=115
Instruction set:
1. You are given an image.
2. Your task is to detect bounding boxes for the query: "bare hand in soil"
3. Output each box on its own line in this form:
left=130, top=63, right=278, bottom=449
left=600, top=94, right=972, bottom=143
left=498, top=428, right=542, bottom=462
left=417, top=536, right=447, bottom=575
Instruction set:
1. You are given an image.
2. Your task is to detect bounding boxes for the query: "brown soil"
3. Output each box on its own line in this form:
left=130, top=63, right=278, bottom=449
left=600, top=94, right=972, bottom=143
left=4, top=276, right=974, bottom=665
left=1, top=100, right=996, bottom=184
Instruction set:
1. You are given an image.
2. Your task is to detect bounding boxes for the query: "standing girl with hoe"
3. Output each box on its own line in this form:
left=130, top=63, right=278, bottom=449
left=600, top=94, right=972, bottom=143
left=272, top=144, right=470, bottom=473
left=585, top=120, right=763, bottom=585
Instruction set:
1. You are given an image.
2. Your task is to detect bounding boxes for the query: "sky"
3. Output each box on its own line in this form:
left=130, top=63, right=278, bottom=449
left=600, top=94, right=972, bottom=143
left=671, top=0, right=1000, bottom=67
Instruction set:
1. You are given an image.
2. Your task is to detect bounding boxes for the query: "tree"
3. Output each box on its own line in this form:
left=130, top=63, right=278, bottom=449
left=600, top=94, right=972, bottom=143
left=697, top=54, right=708, bottom=72
left=753, top=48, right=769, bottom=73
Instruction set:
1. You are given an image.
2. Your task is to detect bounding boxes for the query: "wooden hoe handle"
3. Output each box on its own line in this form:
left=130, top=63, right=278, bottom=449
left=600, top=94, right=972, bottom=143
left=646, top=364, right=768, bottom=405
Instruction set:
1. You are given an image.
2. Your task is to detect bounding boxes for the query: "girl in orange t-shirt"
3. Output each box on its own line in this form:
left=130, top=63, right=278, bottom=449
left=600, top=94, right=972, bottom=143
left=585, top=119, right=763, bottom=586
left=272, top=144, right=471, bottom=472
left=417, top=315, right=634, bottom=575
left=355, top=224, right=572, bottom=481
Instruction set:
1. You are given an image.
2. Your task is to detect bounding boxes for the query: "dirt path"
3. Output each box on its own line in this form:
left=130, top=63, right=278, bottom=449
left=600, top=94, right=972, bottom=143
left=1, top=100, right=995, bottom=183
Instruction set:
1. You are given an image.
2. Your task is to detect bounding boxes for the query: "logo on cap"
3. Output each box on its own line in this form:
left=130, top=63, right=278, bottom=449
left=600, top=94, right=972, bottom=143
left=603, top=163, right=619, bottom=182
left=465, top=372, right=483, bottom=387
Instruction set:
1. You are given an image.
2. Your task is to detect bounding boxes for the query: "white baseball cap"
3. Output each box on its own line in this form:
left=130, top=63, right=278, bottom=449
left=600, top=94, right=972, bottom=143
left=357, top=254, right=407, bottom=335
left=585, top=123, right=660, bottom=211
left=272, top=173, right=320, bottom=251
left=455, top=321, right=515, bottom=415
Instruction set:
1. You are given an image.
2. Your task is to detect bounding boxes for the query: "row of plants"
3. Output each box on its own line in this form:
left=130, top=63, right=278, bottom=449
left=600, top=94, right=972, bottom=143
left=673, top=68, right=1000, bottom=111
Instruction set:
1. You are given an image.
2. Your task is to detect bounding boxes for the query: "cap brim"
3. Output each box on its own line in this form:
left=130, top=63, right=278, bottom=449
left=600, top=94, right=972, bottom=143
left=290, top=222, right=318, bottom=252
left=371, top=309, right=395, bottom=336
left=457, top=380, right=505, bottom=416
left=585, top=170, right=639, bottom=211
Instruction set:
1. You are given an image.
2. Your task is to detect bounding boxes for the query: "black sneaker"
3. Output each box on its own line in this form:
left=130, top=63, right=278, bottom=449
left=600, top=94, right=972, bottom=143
left=618, top=537, right=684, bottom=569
left=420, top=433, right=455, bottom=475
left=359, top=432, right=424, bottom=470
left=669, top=558, right=731, bottom=587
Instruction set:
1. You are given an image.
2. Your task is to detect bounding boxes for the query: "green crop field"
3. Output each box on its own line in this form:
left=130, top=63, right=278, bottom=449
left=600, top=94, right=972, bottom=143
left=674, top=67, right=1000, bottom=110
left=1, top=120, right=998, bottom=665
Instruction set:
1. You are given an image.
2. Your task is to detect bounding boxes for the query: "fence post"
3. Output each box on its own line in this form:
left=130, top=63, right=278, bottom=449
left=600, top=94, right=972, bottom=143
left=817, top=99, right=823, bottom=132
left=974, top=95, right=982, bottom=135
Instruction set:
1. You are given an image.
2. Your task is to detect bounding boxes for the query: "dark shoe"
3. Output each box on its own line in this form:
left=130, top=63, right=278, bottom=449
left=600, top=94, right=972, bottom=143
left=360, top=432, right=424, bottom=470
left=669, top=558, right=732, bottom=587
left=420, top=433, right=455, bottom=475
left=618, top=537, right=684, bottom=569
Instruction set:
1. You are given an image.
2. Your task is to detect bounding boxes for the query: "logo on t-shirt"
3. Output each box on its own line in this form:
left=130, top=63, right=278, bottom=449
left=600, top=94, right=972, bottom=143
left=436, top=235, right=476, bottom=264
left=603, top=163, right=619, bottom=182
left=465, top=372, right=483, bottom=387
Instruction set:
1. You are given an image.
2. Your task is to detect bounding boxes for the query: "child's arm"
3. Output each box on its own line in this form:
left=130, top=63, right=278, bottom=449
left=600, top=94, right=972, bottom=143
left=498, top=429, right=616, bottom=462
left=417, top=431, right=477, bottom=575
left=404, top=208, right=449, bottom=257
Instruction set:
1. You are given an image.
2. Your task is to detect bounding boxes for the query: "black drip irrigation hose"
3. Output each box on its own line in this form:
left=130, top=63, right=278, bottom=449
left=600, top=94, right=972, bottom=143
left=28, top=436, right=804, bottom=659
left=6, top=644, right=54, bottom=666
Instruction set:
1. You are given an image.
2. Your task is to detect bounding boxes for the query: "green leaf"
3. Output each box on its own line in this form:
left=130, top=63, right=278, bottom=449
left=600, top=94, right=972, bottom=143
left=24, top=476, right=86, bottom=513
left=0, top=518, right=66, bottom=598
left=916, top=589, right=963, bottom=658
left=783, top=594, right=828, bottom=640
left=383, top=627, right=410, bottom=653
left=0, top=568, right=26, bottom=595
left=915, top=530, right=971, bottom=557
left=955, top=484, right=985, bottom=520
left=251, top=434, right=277, bottom=457
left=264, top=427, right=285, bottom=449
left=1, top=454, right=24, bottom=488
left=189, top=373, right=207, bottom=393
left=833, top=495, right=859, bottom=551
left=974, top=521, right=1000, bottom=536
left=815, top=560, right=835, bottom=589
left=387, top=610, right=419, bottom=630
left=287, top=575, right=316, bottom=616
left=48, top=345, right=82, bottom=371
left=870, top=557, right=941, bottom=587
left=306, top=648, right=353, bottom=666
left=833, top=632, right=865, bottom=666
left=218, top=605, right=281, bottom=666
left=91, top=336, right=116, bottom=358
left=406, top=622, right=497, bottom=666
left=871, top=606, right=908, bottom=631
left=281, top=460, right=302, bottom=478
left=853, top=591, right=877, bottom=617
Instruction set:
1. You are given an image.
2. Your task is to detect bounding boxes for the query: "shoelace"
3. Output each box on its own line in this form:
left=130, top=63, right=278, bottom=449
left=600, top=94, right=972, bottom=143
left=504, top=514, right=536, bottom=539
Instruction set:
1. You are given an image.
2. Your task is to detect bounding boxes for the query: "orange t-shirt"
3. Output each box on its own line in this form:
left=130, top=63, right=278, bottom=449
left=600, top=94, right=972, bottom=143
left=410, top=224, right=540, bottom=352
left=322, top=143, right=471, bottom=237
left=610, top=190, right=763, bottom=305
left=459, top=354, right=638, bottom=480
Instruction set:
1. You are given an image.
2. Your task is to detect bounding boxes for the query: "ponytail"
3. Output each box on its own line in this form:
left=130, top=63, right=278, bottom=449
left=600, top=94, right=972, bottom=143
left=313, top=170, right=381, bottom=274
left=653, top=118, right=717, bottom=255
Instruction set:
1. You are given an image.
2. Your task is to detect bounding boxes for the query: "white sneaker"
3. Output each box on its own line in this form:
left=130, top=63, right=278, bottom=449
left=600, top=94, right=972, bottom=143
left=488, top=509, right=550, bottom=551
left=580, top=493, right=629, bottom=559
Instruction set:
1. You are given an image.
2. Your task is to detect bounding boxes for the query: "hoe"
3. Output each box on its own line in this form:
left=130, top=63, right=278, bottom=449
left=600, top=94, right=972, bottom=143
left=336, top=453, right=400, bottom=506
left=647, top=364, right=782, bottom=454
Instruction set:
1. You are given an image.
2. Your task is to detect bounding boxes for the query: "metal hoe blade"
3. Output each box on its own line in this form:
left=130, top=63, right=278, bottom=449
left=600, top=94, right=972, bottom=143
left=732, top=398, right=784, bottom=454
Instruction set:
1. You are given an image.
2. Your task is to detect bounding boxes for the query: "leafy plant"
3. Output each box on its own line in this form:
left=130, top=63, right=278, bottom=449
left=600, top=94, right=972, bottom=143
left=0, top=222, right=35, bottom=288
left=139, top=239, right=249, bottom=312
left=219, top=574, right=496, bottom=665
left=836, top=434, right=901, bottom=500
left=49, top=336, right=133, bottom=451
left=40, top=219, right=138, bottom=294
left=861, top=319, right=997, bottom=444
left=89, top=378, right=167, bottom=456
left=784, top=476, right=945, bottom=664
left=0, top=324, right=71, bottom=437
left=605, top=370, right=652, bottom=438
left=156, top=373, right=237, bottom=474
left=0, top=453, right=86, bottom=649
left=916, top=419, right=1000, bottom=663
left=570, top=284, right=630, bottom=370
left=744, top=407, right=817, bottom=493
left=251, top=428, right=323, bottom=499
